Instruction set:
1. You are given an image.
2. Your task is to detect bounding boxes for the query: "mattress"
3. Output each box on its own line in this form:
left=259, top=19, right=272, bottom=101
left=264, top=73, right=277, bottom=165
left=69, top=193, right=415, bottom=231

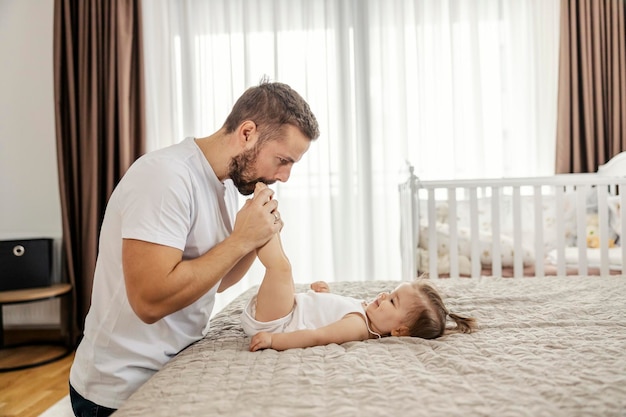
left=114, top=278, right=626, bottom=417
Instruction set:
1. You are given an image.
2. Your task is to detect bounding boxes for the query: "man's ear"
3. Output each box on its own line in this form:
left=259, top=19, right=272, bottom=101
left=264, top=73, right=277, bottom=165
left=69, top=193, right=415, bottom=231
left=391, top=326, right=410, bottom=337
left=239, top=120, right=257, bottom=146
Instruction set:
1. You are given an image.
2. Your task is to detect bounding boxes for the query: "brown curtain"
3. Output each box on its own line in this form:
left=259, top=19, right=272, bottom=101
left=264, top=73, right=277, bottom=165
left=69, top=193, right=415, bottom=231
left=556, top=0, right=626, bottom=173
left=53, top=0, right=146, bottom=341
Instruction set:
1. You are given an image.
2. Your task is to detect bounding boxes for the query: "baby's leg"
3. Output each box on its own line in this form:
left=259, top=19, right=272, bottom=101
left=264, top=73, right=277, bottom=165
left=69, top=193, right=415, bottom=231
left=254, top=233, right=296, bottom=322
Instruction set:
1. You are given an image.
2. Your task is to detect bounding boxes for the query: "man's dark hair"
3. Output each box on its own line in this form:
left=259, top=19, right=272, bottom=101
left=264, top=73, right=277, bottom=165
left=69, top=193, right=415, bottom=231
left=223, top=77, right=320, bottom=143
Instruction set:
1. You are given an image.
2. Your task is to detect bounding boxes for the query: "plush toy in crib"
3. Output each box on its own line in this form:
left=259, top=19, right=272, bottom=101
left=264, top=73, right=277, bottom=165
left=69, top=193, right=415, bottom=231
left=585, top=212, right=616, bottom=248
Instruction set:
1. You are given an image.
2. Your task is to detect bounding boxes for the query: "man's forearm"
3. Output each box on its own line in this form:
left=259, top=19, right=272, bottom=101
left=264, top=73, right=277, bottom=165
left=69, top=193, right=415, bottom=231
left=217, top=250, right=256, bottom=292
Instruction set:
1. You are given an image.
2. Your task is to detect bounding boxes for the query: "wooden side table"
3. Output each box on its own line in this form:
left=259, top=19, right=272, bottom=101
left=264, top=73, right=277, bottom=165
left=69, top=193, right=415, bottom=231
left=0, top=283, right=73, bottom=372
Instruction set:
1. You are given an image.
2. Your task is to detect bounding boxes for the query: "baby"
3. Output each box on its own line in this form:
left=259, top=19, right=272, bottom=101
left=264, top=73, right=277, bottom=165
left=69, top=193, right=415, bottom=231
left=241, top=184, right=476, bottom=351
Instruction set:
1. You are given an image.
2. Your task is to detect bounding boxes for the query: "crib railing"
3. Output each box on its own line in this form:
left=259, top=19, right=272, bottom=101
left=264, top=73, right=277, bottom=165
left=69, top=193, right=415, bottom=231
left=399, top=171, right=626, bottom=279
left=399, top=166, right=420, bottom=282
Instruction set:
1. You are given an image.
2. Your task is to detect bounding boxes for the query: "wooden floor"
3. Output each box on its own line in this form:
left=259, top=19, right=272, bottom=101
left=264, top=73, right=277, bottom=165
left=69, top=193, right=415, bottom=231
left=0, top=330, right=74, bottom=417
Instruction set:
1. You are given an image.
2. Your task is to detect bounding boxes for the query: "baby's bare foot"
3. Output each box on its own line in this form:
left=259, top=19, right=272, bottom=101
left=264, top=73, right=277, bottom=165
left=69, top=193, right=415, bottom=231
left=255, top=182, right=268, bottom=193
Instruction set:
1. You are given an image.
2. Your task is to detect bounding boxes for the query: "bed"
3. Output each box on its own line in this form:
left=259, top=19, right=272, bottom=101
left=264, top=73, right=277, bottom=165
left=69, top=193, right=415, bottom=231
left=112, top=158, right=626, bottom=416
left=113, top=278, right=626, bottom=416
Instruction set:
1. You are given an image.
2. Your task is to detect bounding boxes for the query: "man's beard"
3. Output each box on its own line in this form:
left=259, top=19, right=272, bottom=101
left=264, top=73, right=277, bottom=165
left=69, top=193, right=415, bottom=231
left=228, top=146, right=273, bottom=195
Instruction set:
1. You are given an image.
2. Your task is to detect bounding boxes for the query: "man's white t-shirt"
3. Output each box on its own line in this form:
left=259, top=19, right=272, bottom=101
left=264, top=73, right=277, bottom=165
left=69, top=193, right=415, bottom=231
left=70, top=137, right=239, bottom=409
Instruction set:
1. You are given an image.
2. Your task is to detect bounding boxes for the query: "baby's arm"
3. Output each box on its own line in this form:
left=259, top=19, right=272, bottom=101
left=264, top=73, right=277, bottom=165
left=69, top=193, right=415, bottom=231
left=249, top=313, right=369, bottom=351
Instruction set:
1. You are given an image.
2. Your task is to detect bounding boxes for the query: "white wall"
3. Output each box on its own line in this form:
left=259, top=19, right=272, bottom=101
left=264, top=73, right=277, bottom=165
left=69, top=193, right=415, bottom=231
left=0, top=0, right=62, bottom=326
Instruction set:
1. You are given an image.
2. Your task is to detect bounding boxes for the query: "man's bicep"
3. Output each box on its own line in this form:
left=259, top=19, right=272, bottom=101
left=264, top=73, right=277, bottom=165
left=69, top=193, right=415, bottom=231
left=122, top=239, right=183, bottom=300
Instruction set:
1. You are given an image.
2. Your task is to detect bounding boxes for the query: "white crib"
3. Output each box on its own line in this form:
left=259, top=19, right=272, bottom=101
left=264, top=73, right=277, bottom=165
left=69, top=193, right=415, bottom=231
left=399, top=154, right=626, bottom=279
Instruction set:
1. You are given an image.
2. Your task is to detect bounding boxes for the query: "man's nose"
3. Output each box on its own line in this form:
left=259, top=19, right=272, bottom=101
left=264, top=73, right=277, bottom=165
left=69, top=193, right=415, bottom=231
left=275, top=166, right=292, bottom=182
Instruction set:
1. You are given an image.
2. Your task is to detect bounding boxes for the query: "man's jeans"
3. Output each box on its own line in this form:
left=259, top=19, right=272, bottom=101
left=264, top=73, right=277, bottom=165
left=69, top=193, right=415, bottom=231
left=69, top=384, right=117, bottom=417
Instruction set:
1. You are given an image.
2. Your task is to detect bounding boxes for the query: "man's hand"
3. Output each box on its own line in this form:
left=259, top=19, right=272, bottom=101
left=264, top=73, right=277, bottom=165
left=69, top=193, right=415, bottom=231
left=250, top=331, right=273, bottom=351
left=310, top=281, right=330, bottom=293
left=231, top=183, right=281, bottom=252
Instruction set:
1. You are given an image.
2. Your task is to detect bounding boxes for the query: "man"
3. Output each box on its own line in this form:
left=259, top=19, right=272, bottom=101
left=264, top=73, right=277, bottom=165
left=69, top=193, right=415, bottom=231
left=69, top=80, right=320, bottom=416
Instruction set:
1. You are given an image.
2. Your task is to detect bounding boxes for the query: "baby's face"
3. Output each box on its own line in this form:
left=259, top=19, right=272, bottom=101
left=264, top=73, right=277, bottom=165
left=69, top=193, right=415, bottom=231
left=365, top=283, right=419, bottom=336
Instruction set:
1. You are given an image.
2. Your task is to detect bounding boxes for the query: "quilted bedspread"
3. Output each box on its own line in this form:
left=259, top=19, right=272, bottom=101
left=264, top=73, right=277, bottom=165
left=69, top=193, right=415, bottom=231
left=114, top=277, right=626, bottom=417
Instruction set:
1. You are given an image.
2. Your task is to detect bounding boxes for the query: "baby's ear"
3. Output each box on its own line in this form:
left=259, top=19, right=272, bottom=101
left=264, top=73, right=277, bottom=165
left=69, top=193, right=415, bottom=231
left=391, top=326, right=410, bottom=337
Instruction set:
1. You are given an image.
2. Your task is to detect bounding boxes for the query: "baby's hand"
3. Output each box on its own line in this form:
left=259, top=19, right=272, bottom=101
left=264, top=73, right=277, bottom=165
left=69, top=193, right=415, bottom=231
left=310, top=281, right=330, bottom=293
left=250, top=332, right=273, bottom=352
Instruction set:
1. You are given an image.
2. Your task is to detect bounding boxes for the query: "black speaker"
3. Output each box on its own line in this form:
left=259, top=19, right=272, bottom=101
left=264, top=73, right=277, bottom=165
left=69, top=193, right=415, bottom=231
left=0, top=238, right=53, bottom=291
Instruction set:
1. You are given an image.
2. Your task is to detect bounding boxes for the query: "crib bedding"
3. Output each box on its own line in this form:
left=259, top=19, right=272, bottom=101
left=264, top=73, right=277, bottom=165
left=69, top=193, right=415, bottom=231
left=114, top=278, right=626, bottom=417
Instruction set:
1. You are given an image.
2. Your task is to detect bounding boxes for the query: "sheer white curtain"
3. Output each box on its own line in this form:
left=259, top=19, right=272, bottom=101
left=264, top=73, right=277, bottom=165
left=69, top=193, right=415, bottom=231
left=142, top=0, right=560, bottom=311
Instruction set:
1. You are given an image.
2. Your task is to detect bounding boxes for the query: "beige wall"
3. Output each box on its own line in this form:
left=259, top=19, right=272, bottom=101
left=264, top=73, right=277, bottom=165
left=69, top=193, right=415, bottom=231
left=0, top=0, right=62, bottom=325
